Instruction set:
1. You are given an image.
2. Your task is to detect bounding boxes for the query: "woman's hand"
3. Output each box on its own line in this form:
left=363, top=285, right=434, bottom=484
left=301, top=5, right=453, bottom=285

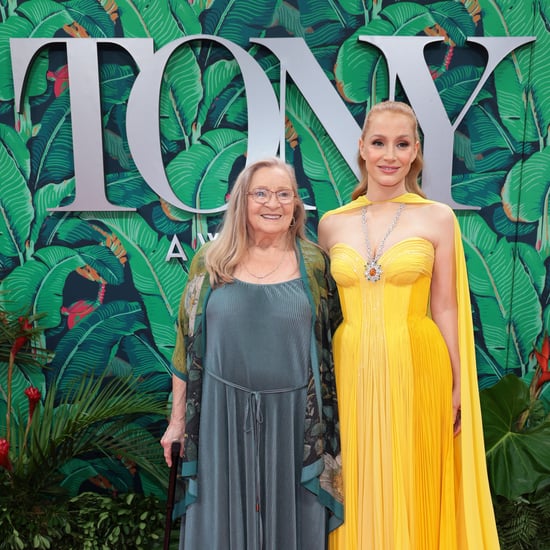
left=161, top=375, right=187, bottom=466
left=160, top=421, right=186, bottom=467
left=452, top=385, right=461, bottom=436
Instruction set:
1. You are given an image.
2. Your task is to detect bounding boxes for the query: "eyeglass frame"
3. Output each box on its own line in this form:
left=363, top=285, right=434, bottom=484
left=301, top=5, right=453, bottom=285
left=247, top=188, right=296, bottom=204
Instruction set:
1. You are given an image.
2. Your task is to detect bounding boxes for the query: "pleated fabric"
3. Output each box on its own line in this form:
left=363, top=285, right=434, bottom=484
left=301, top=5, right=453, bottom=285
left=180, top=278, right=327, bottom=550
left=324, top=194, right=500, bottom=550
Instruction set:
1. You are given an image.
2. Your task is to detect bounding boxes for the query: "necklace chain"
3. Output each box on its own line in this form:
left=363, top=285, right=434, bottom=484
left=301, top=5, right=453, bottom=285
left=361, top=203, right=405, bottom=282
left=242, top=249, right=287, bottom=280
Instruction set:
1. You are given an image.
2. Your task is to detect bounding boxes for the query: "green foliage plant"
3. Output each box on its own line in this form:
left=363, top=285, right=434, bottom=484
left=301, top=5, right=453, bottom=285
left=480, top=343, right=550, bottom=548
left=0, top=299, right=171, bottom=548
left=0, top=491, right=179, bottom=550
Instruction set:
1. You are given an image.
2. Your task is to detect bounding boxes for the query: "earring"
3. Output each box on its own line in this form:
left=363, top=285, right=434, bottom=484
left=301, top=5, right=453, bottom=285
left=289, top=216, right=296, bottom=228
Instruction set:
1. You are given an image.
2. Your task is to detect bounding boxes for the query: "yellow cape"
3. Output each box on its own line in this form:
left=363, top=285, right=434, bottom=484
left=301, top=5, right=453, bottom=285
left=321, top=193, right=500, bottom=548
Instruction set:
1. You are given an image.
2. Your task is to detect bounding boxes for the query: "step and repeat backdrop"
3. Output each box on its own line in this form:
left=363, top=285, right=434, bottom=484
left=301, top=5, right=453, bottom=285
left=0, top=0, right=547, bottom=495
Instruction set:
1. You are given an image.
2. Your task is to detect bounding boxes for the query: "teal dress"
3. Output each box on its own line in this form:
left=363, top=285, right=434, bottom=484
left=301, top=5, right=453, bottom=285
left=180, top=278, right=327, bottom=550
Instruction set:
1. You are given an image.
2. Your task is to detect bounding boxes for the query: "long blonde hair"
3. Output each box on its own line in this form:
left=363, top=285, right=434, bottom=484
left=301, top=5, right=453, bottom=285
left=205, top=157, right=306, bottom=287
left=351, top=100, right=425, bottom=200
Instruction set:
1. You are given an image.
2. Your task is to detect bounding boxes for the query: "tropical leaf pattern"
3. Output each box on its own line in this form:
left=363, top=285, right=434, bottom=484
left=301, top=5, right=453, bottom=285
left=0, top=0, right=547, bottom=497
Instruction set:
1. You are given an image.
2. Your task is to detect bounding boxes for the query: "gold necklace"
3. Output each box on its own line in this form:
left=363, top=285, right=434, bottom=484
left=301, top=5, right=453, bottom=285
left=362, top=203, right=405, bottom=282
left=242, top=249, right=287, bottom=280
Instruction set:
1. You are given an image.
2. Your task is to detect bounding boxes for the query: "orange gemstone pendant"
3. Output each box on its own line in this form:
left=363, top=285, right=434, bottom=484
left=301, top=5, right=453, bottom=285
left=365, top=260, right=382, bottom=282
left=361, top=203, right=405, bottom=283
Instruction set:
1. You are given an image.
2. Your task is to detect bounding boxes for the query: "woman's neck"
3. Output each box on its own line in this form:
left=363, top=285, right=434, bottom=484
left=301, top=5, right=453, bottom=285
left=248, top=233, right=292, bottom=250
left=365, top=187, right=408, bottom=203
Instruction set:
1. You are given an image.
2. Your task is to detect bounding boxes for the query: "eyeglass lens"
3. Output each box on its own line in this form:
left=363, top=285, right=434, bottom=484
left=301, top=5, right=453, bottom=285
left=249, top=189, right=294, bottom=203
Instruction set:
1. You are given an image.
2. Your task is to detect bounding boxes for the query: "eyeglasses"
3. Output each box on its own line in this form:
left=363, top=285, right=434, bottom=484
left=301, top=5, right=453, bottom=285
left=247, top=188, right=295, bottom=204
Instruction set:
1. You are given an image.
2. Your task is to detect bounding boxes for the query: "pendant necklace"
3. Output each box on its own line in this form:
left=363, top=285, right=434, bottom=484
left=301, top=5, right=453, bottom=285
left=242, top=249, right=287, bottom=280
left=361, top=203, right=405, bottom=282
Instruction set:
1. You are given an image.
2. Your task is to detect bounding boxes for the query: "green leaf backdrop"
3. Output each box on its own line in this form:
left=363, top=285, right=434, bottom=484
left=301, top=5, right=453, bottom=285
left=0, top=0, right=548, bottom=497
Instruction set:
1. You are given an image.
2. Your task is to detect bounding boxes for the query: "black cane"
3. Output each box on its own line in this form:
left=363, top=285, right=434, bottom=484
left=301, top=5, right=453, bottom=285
left=164, top=440, right=181, bottom=550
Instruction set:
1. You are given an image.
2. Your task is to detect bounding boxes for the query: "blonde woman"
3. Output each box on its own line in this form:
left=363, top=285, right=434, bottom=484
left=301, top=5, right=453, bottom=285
left=319, top=101, right=499, bottom=550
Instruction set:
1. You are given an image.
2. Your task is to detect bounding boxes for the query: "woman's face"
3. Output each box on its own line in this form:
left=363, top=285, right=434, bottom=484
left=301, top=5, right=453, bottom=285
left=246, top=166, right=296, bottom=241
left=359, top=111, right=419, bottom=194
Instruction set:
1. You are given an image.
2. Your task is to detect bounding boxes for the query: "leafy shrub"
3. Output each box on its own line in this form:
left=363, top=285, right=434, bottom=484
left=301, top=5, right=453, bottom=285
left=0, top=491, right=180, bottom=549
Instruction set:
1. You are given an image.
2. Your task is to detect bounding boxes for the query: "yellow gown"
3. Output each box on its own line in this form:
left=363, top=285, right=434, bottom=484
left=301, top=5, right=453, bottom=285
left=324, top=193, right=500, bottom=550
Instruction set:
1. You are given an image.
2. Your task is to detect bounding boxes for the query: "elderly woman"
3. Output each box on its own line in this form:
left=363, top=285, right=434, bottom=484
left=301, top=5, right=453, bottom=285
left=161, top=157, right=343, bottom=550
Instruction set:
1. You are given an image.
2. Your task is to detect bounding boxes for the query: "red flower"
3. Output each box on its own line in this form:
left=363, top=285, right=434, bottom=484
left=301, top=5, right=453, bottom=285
left=61, top=300, right=98, bottom=329
left=46, top=65, right=69, bottom=97
left=11, top=317, right=33, bottom=356
left=24, top=386, right=41, bottom=420
left=0, top=438, right=12, bottom=472
left=534, top=333, right=550, bottom=390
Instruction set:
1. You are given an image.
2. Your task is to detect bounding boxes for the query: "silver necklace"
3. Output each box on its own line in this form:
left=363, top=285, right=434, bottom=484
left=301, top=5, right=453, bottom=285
left=361, top=203, right=405, bottom=282
left=242, top=249, right=287, bottom=280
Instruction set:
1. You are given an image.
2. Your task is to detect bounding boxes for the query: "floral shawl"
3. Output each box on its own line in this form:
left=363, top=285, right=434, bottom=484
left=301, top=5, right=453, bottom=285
left=171, top=239, right=344, bottom=529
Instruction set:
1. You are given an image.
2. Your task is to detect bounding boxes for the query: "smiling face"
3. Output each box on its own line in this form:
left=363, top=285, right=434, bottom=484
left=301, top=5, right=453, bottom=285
left=246, top=166, right=296, bottom=242
left=359, top=111, right=419, bottom=198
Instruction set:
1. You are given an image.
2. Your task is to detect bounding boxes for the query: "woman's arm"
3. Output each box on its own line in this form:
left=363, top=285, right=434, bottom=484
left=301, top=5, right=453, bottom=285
left=160, top=374, right=187, bottom=466
left=429, top=205, right=462, bottom=435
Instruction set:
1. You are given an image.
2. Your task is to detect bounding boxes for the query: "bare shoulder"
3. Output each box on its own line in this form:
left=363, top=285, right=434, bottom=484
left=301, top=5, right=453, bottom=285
left=406, top=201, right=455, bottom=247
left=425, top=201, right=455, bottom=225
left=319, top=210, right=336, bottom=230
left=410, top=201, right=454, bottom=226
left=318, top=208, right=361, bottom=252
left=318, top=211, right=340, bottom=251
left=427, top=202, right=456, bottom=249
